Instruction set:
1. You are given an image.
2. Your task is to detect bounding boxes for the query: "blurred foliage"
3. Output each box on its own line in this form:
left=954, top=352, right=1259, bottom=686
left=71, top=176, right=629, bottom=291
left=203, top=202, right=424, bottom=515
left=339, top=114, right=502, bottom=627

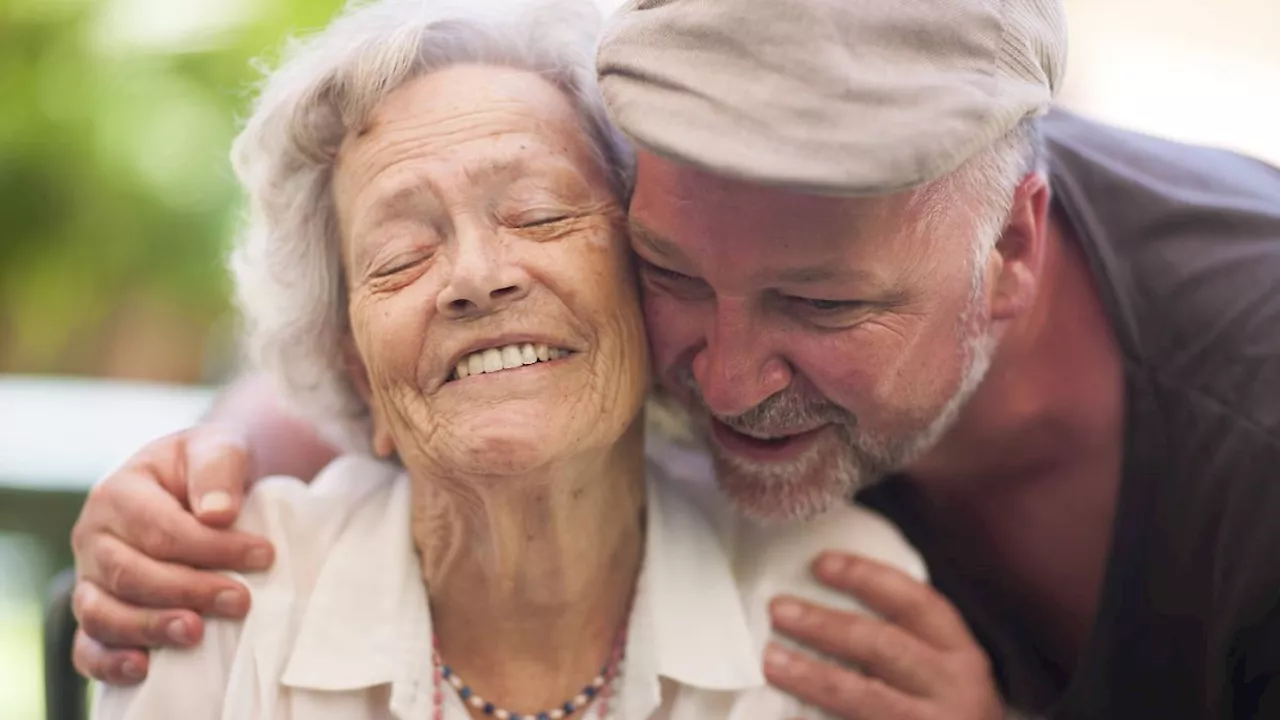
left=0, top=0, right=345, bottom=382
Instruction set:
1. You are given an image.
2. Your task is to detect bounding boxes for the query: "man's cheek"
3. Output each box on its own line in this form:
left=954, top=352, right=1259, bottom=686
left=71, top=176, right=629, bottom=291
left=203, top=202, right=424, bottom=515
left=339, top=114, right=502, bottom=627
left=641, top=294, right=699, bottom=378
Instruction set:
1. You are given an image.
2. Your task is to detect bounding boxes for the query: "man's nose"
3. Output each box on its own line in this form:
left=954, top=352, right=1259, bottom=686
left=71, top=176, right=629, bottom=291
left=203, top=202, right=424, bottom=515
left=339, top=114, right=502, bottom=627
left=436, top=228, right=530, bottom=318
left=690, top=301, right=791, bottom=416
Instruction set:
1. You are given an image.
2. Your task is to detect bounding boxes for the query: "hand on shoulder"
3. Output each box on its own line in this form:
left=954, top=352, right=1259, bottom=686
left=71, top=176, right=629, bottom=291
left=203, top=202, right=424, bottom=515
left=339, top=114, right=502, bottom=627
left=70, top=424, right=274, bottom=685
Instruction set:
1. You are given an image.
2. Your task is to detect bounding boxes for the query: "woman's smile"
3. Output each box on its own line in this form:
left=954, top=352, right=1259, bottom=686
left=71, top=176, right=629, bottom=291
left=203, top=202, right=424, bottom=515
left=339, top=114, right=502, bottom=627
left=449, top=342, right=577, bottom=382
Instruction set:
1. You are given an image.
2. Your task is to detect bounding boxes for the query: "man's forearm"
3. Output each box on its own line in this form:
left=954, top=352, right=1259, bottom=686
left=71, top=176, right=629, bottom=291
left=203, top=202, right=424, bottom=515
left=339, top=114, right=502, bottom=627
left=205, top=373, right=339, bottom=482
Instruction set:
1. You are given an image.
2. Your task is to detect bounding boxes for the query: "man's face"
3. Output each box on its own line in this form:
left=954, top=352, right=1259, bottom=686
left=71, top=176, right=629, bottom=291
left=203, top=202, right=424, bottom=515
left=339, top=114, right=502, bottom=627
left=629, top=150, right=999, bottom=521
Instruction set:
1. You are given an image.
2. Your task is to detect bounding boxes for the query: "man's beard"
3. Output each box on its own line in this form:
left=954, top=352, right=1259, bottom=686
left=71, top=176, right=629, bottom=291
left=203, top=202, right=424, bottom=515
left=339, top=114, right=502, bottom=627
left=675, top=278, right=998, bottom=523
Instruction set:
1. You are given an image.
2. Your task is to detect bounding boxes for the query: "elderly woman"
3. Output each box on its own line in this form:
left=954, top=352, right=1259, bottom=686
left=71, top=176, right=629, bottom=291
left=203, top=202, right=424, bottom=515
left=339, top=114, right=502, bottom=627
left=92, top=0, right=923, bottom=718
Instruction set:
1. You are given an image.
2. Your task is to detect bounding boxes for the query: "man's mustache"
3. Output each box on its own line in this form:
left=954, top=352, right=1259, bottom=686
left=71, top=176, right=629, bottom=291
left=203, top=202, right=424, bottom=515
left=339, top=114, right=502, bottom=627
left=673, top=366, right=858, bottom=435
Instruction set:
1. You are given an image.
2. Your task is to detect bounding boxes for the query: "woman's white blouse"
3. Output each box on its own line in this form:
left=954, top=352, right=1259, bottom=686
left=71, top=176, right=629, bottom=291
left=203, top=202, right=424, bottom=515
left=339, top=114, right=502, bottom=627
left=94, top=439, right=926, bottom=720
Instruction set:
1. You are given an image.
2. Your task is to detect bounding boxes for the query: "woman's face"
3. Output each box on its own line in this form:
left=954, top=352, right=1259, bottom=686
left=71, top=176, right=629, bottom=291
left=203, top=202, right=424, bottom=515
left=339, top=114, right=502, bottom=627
left=334, top=65, right=648, bottom=478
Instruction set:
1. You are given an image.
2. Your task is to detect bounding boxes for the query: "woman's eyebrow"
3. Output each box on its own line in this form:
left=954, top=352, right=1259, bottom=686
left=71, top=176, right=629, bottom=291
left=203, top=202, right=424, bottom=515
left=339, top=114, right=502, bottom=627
left=461, top=155, right=530, bottom=186
left=356, top=156, right=528, bottom=232
left=355, top=153, right=592, bottom=236
left=355, top=182, right=440, bottom=236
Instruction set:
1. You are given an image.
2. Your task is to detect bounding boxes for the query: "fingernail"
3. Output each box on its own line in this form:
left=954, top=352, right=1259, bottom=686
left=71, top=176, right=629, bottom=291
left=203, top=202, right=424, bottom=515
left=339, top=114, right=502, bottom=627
left=764, top=646, right=792, bottom=671
left=214, top=589, right=246, bottom=616
left=773, top=600, right=803, bottom=623
left=819, top=553, right=848, bottom=578
left=198, top=491, right=233, bottom=515
left=244, top=547, right=272, bottom=571
left=166, top=619, right=190, bottom=645
left=121, top=660, right=143, bottom=681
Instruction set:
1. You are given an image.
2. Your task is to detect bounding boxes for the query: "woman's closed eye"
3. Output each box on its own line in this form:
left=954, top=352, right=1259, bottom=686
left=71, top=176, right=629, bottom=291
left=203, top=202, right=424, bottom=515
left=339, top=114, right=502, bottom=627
left=516, top=213, right=572, bottom=228
left=367, top=245, right=434, bottom=281
left=504, top=210, right=583, bottom=239
left=372, top=256, right=422, bottom=277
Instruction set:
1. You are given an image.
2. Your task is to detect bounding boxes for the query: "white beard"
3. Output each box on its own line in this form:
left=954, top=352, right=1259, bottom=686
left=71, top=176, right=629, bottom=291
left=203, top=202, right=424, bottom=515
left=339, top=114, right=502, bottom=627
left=698, top=254, right=1001, bottom=523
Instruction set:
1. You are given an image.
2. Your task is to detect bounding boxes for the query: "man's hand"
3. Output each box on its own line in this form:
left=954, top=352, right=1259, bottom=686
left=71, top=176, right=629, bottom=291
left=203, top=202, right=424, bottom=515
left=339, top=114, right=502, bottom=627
left=765, top=551, right=1003, bottom=720
left=69, top=425, right=274, bottom=685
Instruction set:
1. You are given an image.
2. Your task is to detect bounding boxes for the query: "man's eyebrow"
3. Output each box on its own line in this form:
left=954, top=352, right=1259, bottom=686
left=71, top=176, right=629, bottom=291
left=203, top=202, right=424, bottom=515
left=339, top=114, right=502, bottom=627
left=767, top=265, right=877, bottom=285
left=630, top=218, right=878, bottom=284
left=628, top=219, right=687, bottom=261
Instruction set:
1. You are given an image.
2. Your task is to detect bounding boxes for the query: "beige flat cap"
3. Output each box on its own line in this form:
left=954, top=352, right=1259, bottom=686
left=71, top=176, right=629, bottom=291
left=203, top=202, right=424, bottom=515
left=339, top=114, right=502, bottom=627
left=597, top=0, right=1067, bottom=195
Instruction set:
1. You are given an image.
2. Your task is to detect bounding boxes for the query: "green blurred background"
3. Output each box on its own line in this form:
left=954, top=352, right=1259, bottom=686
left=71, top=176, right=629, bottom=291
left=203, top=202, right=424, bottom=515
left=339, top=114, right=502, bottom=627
left=2, top=0, right=349, bottom=716
left=1, top=0, right=1276, bottom=717
left=1, top=0, right=347, bottom=384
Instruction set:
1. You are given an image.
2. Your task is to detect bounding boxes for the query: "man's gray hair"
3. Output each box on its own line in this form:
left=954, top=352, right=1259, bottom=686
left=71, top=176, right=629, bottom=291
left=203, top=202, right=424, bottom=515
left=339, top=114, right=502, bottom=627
left=915, top=118, right=1046, bottom=244
left=906, top=117, right=1046, bottom=300
left=229, top=0, right=631, bottom=453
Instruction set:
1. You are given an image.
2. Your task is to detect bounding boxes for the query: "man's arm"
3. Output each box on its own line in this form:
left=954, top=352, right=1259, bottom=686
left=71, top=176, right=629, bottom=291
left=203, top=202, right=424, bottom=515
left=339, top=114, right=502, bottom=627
left=91, top=473, right=328, bottom=719
left=91, top=614, right=240, bottom=720
left=70, top=373, right=337, bottom=685
left=190, top=373, right=338, bottom=520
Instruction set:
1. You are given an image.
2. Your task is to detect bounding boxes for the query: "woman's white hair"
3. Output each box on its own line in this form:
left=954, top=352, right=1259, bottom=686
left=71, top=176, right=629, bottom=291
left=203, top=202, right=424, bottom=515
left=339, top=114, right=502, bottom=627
left=229, top=0, right=632, bottom=453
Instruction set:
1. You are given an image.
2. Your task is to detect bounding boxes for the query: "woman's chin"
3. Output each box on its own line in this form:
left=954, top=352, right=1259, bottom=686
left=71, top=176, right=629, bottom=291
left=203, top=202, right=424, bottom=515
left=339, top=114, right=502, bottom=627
left=436, top=419, right=574, bottom=477
left=403, top=387, right=633, bottom=477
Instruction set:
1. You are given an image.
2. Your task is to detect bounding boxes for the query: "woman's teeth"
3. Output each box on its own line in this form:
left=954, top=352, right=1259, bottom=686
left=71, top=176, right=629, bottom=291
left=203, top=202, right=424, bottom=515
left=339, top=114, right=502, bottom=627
left=453, top=343, right=568, bottom=380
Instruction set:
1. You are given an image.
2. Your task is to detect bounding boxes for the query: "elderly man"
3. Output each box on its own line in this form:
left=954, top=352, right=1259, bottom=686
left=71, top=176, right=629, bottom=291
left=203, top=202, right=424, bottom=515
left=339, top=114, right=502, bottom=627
left=71, top=0, right=1280, bottom=718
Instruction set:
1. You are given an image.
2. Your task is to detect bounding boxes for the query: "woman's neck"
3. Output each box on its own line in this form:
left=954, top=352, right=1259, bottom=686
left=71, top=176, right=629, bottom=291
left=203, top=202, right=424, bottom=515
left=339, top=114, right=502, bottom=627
left=409, top=421, right=647, bottom=715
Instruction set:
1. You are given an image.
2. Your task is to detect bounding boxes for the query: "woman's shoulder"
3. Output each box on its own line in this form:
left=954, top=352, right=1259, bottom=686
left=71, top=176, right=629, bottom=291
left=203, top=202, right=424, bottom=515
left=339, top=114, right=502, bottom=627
left=232, top=454, right=409, bottom=596
left=237, top=454, right=406, bottom=537
left=722, top=501, right=929, bottom=644
left=736, top=502, right=927, bottom=589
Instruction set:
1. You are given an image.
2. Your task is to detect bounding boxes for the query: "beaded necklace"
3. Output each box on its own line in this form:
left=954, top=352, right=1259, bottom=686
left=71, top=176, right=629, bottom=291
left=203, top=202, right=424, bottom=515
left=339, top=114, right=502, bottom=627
left=431, top=626, right=628, bottom=720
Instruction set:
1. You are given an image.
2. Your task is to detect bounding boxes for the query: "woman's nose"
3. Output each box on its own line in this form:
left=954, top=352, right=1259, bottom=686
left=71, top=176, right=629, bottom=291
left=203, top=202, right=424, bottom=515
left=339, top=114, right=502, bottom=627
left=436, top=230, right=530, bottom=318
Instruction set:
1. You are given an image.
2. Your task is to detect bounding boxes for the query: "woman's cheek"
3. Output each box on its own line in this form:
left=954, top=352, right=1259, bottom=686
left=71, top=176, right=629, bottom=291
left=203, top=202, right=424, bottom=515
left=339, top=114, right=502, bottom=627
left=357, top=296, right=421, bottom=388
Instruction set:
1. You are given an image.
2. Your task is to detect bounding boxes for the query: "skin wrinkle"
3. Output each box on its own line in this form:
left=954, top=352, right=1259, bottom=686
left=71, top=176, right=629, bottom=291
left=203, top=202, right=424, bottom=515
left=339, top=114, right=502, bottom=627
left=632, top=148, right=1008, bottom=522
left=333, top=64, right=650, bottom=709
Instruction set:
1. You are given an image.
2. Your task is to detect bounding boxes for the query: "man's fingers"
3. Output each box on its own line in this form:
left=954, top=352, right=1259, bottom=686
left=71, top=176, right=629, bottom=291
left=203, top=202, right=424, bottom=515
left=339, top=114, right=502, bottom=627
left=770, top=596, right=939, bottom=696
left=813, top=551, right=972, bottom=651
left=80, top=534, right=253, bottom=617
left=72, top=581, right=205, bottom=650
left=72, top=630, right=150, bottom=685
left=764, top=642, right=927, bottom=720
left=104, top=471, right=274, bottom=572
left=183, top=424, right=254, bottom=527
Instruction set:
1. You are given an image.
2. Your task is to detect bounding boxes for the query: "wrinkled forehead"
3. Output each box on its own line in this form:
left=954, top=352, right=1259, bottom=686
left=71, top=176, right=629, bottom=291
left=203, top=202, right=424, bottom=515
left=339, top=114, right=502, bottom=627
left=333, top=66, right=606, bottom=211
left=629, top=149, right=926, bottom=254
left=340, top=66, right=588, bottom=162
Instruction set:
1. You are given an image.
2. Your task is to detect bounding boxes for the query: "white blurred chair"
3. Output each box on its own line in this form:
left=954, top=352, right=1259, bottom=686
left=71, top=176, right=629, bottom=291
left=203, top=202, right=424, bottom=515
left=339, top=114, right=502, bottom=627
left=0, top=375, right=215, bottom=720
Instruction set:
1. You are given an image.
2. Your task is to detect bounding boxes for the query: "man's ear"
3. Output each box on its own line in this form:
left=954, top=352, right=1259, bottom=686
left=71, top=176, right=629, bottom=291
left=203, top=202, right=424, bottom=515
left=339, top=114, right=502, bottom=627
left=987, top=172, right=1051, bottom=321
left=341, top=334, right=396, bottom=458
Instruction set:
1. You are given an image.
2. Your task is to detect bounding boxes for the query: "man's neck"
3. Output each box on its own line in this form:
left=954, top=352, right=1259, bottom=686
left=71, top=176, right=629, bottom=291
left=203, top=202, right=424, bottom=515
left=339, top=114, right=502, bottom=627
left=410, top=421, right=647, bottom=715
left=904, top=210, right=1126, bottom=668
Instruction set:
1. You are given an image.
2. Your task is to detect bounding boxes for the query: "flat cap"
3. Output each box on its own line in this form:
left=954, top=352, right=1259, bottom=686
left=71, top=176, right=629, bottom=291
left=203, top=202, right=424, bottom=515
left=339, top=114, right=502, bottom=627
left=597, top=0, right=1067, bottom=195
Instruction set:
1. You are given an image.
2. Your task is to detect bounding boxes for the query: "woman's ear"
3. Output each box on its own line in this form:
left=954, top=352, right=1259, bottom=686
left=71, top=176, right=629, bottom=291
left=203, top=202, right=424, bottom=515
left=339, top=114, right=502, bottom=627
left=341, top=334, right=397, bottom=459
left=987, top=172, right=1051, bottom=321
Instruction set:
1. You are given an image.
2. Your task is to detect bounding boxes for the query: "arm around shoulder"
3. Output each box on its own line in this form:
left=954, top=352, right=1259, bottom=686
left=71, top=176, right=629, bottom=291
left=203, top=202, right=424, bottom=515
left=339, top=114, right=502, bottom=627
left=92, top=611, right=243, bottom=720
left=205, top=373, right=339, bottom=483
left=91, top=475, right=336, bottom=720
